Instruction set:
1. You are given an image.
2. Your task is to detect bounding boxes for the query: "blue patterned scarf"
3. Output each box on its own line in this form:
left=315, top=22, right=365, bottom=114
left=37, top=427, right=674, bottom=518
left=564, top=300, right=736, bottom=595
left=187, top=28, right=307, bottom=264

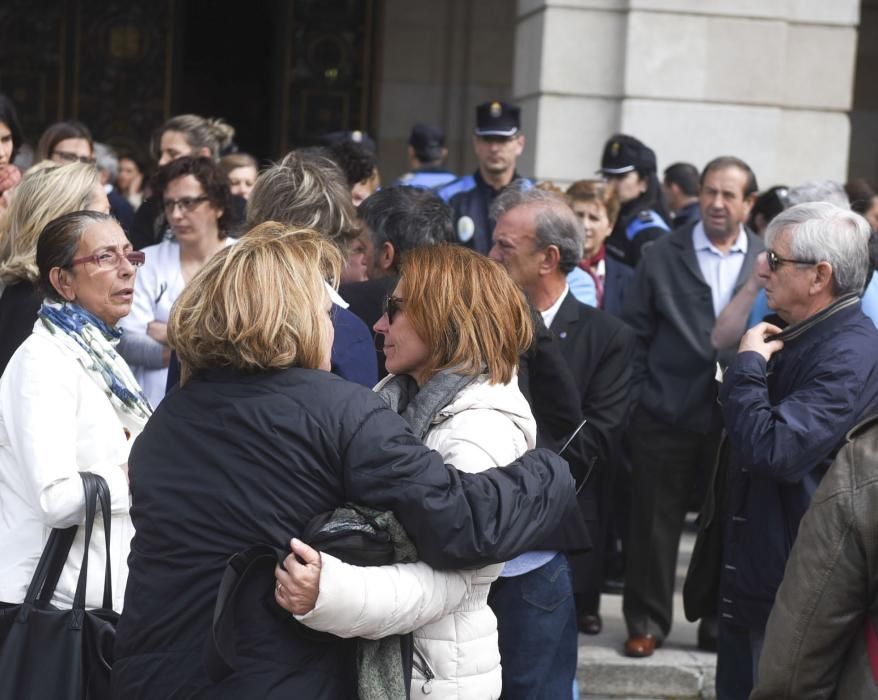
left=38, top=302, right=152, bottom=424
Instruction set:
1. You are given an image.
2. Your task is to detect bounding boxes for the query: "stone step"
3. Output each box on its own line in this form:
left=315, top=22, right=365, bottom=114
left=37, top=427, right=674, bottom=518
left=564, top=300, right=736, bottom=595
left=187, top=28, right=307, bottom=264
left=577, top=643, right=716, bottom=700
left=575, top=524, right=717, bottom=699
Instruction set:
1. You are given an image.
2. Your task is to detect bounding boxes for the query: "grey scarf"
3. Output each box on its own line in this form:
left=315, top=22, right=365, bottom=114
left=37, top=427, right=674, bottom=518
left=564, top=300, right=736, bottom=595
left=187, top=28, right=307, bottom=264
left=377, top=369, right=476, bottom=439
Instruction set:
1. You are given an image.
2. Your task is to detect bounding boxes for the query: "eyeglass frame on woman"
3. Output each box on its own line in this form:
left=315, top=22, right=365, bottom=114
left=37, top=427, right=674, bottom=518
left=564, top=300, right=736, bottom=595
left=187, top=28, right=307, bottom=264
left=162, top=195, right=209, bottom=215
left=382, top=295, right=405, bottom=324
left=766, top=249, right=818, bottom=272
left=69, top=249, right=145, bottom=270
left=51, top=150, right=97, bottom=165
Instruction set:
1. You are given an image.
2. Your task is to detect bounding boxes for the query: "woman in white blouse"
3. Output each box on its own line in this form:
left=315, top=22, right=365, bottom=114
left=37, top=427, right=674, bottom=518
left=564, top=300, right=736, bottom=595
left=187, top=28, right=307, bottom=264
left=0, top=210, right=151, bottom=611
left=118, top=156, right=234, bottom=408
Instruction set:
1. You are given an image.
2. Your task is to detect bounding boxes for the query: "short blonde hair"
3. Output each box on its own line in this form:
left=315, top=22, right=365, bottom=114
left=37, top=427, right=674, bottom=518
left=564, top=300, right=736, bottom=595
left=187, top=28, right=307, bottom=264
left=0, top=161, right=100, bottom=285
left=399, top=244, right=532, bottom=384
left=169, top=222, right=343, bottom=384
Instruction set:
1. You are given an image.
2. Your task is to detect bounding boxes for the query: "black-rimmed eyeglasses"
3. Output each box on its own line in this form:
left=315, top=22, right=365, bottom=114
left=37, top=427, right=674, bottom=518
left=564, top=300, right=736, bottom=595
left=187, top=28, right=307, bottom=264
left=51, top=150, right=97, bottom=165
left=162, top=195, right=209, bottom=215
left=766, top=249, right=818, bottom=272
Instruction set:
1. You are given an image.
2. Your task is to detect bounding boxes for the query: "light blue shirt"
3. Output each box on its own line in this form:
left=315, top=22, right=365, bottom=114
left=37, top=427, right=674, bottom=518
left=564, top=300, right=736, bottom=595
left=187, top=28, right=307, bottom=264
left=566, top=266, right=598, bottom=308
left=693, top=222, right=748, bottom=317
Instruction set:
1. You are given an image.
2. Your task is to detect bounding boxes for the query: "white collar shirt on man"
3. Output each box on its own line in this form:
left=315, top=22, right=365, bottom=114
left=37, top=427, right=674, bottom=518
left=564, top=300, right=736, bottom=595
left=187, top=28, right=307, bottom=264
left=540, top=283, right=569, bottom=329
left=692, top=222, right=748, bottom=318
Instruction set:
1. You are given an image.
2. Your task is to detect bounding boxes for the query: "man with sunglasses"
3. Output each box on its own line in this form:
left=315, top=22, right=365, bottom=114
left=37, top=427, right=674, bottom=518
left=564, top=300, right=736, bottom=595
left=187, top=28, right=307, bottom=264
left=714, top=201, right=878, bottom=698
left=621, top=156, right=763, bottom=659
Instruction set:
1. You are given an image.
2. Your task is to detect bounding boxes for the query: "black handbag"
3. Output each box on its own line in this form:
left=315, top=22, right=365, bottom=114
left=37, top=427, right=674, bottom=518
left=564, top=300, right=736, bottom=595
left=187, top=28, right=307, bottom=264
left=0, top=472, right=118, bottom=699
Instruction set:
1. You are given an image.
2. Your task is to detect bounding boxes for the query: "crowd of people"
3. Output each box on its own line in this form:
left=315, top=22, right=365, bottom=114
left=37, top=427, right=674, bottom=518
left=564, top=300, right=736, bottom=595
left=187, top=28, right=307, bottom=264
left=1, top=89, right=878, bottom=699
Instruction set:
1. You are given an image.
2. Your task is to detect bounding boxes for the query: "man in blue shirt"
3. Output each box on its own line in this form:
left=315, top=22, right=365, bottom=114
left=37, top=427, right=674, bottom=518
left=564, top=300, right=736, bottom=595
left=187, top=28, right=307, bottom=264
left=437, top=100, right=532, bottom=254
left=621, top=156, right=762, bottom=659
left=393, top=123, right=457, bottom=190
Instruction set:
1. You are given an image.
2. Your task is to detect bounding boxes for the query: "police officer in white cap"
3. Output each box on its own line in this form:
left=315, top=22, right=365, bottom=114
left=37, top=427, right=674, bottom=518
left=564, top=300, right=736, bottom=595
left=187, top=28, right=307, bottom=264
left=436, top=101, right=533, bottom=255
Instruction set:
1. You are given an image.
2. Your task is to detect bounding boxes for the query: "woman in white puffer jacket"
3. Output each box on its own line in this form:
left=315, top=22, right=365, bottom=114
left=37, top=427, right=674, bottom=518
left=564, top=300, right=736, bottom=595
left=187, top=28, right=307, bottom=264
left=275, top=244, right=537, bottom=699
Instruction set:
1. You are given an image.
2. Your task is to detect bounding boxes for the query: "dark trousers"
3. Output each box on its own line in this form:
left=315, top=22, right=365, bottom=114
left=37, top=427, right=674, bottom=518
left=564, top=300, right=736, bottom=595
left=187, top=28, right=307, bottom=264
left=715, top=622, right=764, bottom=700
left=489, top=553, right=578, bottom=699
left=622, top=406, right=720, bottom=640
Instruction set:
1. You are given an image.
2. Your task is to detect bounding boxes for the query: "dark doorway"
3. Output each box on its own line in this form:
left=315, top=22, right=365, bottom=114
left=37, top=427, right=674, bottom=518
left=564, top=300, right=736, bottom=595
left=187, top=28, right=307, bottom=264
left=177, top=0, right=281, bottom=161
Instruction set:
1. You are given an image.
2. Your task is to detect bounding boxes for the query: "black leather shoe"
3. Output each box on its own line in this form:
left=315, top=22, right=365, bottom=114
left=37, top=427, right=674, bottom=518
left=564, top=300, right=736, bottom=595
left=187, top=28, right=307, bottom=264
left=578, top=613, right=602, bottom=635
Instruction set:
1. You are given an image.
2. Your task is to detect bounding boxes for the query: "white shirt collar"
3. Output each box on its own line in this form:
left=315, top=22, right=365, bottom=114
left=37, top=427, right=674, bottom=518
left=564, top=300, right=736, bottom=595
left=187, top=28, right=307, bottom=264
left=692, top=221, right=748, bottom=255
left=326, top=283, right=349, bottom=309
left=540, top=284, right=569, bottom=329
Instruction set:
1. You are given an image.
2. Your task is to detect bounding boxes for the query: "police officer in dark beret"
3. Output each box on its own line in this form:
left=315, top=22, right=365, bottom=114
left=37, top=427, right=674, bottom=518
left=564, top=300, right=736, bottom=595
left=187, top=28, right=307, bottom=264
left=393, top=123, right=457, bottom=190
left=599, top=134, right=670, bottom=265
left=436, top=101, right=533, bottom=255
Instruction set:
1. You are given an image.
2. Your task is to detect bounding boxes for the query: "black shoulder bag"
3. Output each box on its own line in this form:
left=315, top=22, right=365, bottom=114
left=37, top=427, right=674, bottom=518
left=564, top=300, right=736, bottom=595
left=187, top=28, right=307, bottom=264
left=0, top=472, right=118, bottom=699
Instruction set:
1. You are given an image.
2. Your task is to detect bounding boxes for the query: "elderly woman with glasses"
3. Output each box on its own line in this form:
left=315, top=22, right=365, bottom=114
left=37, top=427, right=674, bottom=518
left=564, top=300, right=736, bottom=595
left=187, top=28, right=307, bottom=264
left=275, top=244, right=542, bottom=699
left=0, top=210, right=151, bottom=613
left=117, top=156, right=234, bottom=408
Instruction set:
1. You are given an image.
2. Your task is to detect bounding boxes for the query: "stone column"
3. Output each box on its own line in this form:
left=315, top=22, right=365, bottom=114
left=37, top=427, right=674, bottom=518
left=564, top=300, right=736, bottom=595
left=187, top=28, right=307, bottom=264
left=515, top=0, right=860, bottom=187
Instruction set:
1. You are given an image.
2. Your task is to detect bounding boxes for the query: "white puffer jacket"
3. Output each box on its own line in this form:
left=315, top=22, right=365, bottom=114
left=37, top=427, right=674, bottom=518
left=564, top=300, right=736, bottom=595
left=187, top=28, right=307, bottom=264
left=296, top=374, right=537, bottom=699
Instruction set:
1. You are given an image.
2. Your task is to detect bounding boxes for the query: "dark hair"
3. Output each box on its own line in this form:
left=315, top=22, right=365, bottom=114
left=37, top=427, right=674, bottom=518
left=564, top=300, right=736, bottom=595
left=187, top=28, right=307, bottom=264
left=746, top=185, right=790, bottom=233
left=663, top=162, right=700, bottom=197
left=358, top=186, right=454, bottom=271
left=35, top=121, right=93, bottom=162
left=150, top=156, right=232, bottom=238
left=701, top=156, right=759, bottom=198
left=845, top=179, right=877, bottom=217
left=326, top=140, right=377, bottom=186
left=0, top=94, right=24, bottom=161
left=37, top=210, right=114, bottom=302
left=118, top=151, right=147, bottom=175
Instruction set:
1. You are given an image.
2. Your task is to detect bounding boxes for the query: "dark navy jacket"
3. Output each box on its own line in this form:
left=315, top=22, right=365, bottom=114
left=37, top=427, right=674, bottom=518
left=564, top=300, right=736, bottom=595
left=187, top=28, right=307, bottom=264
left=719, top=296, right=878, bottom=630
left=604, top=205, right=670, bottom=269
left=437, top=171, right=533, bottom=255
left=671, top=201, right=701, bottom=231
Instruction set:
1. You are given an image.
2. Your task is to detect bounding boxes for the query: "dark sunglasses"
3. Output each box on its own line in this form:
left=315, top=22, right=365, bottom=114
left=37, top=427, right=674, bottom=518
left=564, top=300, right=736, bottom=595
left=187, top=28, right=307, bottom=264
left=766, top=249, right=818, bottom=272
left=382, top=295, right=405, bottom=323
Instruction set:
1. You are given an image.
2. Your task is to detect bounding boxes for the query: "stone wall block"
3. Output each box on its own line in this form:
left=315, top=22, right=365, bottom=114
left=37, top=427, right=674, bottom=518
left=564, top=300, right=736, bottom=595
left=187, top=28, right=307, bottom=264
left=537, top=8, right=627, bottom=96
left=781, top=24, right=858, bottom=110
left=625, top=12, right=786, bottom=104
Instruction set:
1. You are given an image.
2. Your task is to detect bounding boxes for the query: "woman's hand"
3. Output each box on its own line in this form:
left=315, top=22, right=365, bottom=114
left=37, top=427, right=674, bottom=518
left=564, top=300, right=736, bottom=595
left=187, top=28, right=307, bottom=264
left=147, top=321, right=168, bottom=346
left=274, top=538, right=322, bottom=615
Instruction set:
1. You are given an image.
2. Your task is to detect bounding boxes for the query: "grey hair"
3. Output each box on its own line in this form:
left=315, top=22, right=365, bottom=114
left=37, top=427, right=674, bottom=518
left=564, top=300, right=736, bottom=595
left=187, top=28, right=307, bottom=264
left=92, top=142, right=118, bottom=183
left=764, top=202, right=870, bottom=296
left=491, top=187, right=583, bottom=274
left=787, top=180, right=850, bottom=209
